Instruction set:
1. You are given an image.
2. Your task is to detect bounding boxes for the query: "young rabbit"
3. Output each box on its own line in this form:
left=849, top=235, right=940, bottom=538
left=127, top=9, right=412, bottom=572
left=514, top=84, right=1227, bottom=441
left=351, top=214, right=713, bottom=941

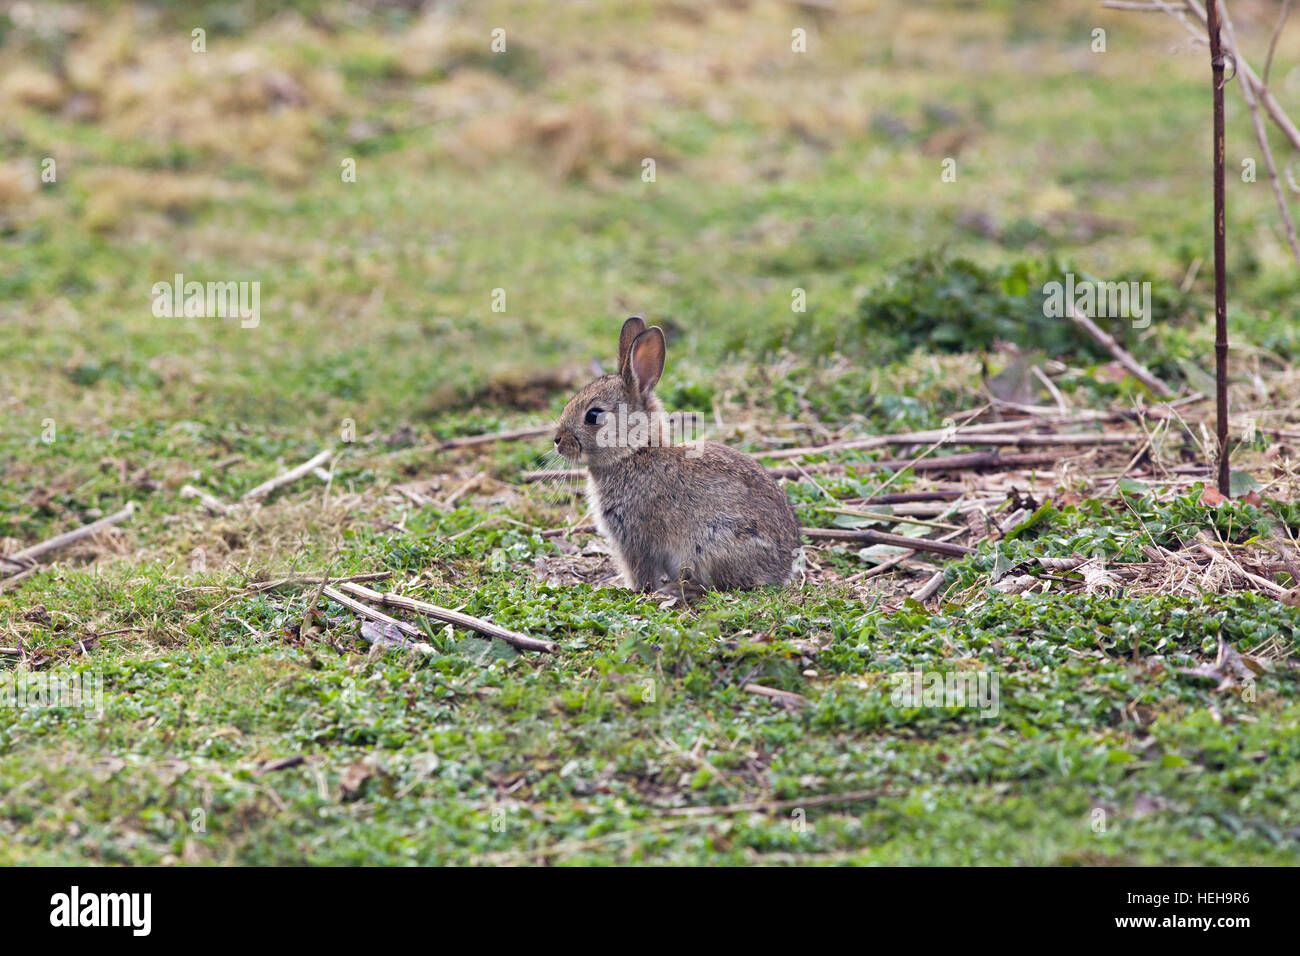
left=553, top=316, right=800, bottom=593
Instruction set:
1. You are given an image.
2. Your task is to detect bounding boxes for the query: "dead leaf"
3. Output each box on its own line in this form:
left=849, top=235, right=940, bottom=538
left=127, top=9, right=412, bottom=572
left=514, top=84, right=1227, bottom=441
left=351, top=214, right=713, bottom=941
left=23, top=605, right=51, bottom=625
left=338, top=760, right=374, bottom=801
left=359, top=620, right=435, bottom=655
left=63, top=634, right=100, bottom=655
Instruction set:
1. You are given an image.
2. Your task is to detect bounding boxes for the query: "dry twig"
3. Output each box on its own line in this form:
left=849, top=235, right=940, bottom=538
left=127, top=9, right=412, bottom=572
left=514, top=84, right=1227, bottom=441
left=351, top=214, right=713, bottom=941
left=439, top=425, right=551, bottom=450
left=801, top=527, right=974, bottom=558
left=320, top=585, right=435, bottom=653
left=338, top=582, right=556, bottom=653
left=180, top=484, right=233, bottom=515
left=743, top=684, right=809, bottom=708
left=662, top=788, right=901, bottom=818
left=1, top=503, right=136, bottom=577
left=1068, top=308, right=1175, bottom=397
left=242, top=449, right=334, bottom=502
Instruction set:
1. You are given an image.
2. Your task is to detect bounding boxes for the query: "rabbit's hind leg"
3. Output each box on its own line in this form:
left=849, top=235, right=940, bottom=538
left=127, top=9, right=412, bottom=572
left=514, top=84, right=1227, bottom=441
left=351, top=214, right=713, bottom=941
left=698, top=536, right=794, bottom=590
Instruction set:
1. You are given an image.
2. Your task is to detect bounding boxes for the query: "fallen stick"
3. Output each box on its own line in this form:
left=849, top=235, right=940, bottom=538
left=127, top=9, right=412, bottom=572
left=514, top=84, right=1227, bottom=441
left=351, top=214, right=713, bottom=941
left=759, top=417, right=1129, bottom=461
left=864, top=449, right=1063, bottom=473
left=824, top=508, right=962, bottom=532
left=247, top=571, right=393, bottom=592
left=909, top=570, right=946, bottom=602
left=524, top=451, right=1064, bottom=484
left=441, top=470, right=485, bottom=509
left=257, top=755, right=306, bottom=774
left=2, top=503, right=136, bottom=574
left=744, top=684, right=809, bottom=708
left=540, top=524, right=598, bottom=537
left=528, top=422, right=1137, bottom=481
left=1193, top=535, right=1288, bottom=597
left=662, top=788, right=901, bottom=818
left=870, top=405, right=1018, bottom=498
left=908, top=431, right=1140, bottom=446
left=848, top=527, right=969, bottom=583
left=440, top=425, right=552, bottom=450
left=1069, top=309, right=1175, bottom=397
left=853, top=490, right=964, bottom=505
left=1033, top=364, right=1070, bottom=413
left=1261, top=428, right=1300, bottom=441
left=801, top=527, right=975, bottom=557
left=242, top=449, right=334, bottom=502
left=321, top=585, right=430, bottom=643
left=523, top=469, right=589, bottom=483
left=765, top=450, right=1064, bottom=479
left=760, top=422, right=1030, bottom=461
left=338, top=582, right=557, bottom=654
left=848, top=500, right=971, bottom=517
left=181, top=483, right=232, bottom=515
left=0, top=566, right=37, bottom=591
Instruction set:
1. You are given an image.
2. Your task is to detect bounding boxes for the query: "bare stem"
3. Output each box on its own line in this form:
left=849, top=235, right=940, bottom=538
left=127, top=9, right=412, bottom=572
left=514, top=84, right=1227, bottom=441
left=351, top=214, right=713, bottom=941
left=1206, top=0, right=1230, bottom=496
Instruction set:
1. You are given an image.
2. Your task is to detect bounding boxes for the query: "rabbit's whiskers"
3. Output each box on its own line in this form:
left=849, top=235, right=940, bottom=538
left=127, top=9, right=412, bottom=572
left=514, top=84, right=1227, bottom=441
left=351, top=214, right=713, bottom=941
left=531, top=449, right=584, bottom=509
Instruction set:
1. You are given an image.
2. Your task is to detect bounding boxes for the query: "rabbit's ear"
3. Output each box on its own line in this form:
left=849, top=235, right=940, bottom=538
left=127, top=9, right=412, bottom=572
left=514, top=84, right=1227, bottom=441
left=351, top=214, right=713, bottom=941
left=617, top=315, right=647, bottom=375
left=624, top=326, right=666, bottom=400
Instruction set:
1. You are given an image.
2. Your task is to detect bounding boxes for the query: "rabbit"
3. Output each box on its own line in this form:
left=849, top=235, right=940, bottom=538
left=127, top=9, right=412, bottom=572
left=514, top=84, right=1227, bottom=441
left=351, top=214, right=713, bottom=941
left=553, top=316, right=801, bottom=594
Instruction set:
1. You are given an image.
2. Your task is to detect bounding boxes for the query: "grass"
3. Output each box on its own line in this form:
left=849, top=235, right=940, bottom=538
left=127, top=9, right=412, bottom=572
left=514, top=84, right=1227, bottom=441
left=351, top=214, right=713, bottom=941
left=1, top=0, right=1299, bottom=865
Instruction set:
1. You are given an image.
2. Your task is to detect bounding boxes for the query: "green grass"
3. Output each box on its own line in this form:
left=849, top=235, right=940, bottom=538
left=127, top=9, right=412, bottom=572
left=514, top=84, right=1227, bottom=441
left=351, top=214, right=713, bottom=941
left=2, top=0, right=1299, bottom=864
left=4, top=538, right=1297, bottom=864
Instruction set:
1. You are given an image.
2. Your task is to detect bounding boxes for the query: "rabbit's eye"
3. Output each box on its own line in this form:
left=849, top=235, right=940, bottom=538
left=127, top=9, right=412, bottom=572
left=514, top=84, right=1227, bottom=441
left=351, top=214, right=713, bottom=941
left=584, top=407, right=605, bottom=426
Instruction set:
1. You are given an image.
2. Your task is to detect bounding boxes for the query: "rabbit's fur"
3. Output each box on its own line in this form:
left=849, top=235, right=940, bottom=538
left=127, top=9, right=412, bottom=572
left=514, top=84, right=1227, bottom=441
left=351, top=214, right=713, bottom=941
left=554, top=317, right=800, bottom=592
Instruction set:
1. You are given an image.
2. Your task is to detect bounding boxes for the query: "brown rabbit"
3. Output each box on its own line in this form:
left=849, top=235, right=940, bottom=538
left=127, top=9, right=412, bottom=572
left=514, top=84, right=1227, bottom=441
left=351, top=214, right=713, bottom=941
left=553, top=316, right=800, bottom=593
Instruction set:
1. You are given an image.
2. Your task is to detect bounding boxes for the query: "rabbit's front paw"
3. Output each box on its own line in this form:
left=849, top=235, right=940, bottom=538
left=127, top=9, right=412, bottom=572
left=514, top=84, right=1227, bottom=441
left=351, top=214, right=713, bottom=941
left=654, top=567, right=707, bottom=604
